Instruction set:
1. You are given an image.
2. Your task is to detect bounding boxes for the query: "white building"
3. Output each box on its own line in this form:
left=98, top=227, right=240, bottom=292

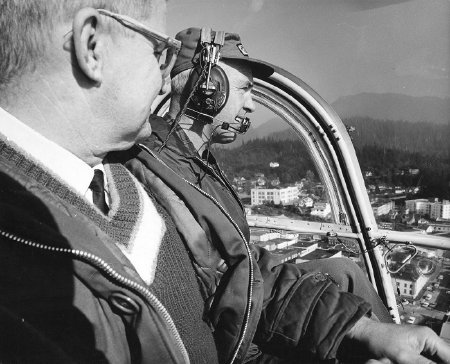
left=416, top=199, right=431, bottom=215
left=250, top=230, right=280, bottom=243
left=426, top=222, right=450, bottom=234
left=406, top=198, right=446, bottom=219
left=443, top=201, right=450, bottom=220
left=430, top=201, right=443, bottom=220
left=292, top=241, right=319, bottom=257
left=372, top=200, right=395, bottom=216
left=310, top=202, right=331, bottom=218
left=251, top=186, right=299, bottom=206
left=254, top=240, right=277, bottom=251
left=252, top=237, right=298, bottom=253
left=268, top=237, right=297, bottom=249
left=391, top=264, right=428, bottom=299
left=299, top=196, right=314, bottom=207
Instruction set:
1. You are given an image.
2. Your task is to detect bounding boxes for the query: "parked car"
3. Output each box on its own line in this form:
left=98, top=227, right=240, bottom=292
left=406, top=316, right=416, bottom=324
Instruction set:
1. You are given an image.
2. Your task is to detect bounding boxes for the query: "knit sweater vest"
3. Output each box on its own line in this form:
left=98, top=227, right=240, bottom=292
left=0, top=140, right=218, bottom=364
left=149, top=191, right=219, bottom=364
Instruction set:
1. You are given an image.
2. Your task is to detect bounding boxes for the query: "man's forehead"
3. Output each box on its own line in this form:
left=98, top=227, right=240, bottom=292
left=220, top=60, right=253, bottom=80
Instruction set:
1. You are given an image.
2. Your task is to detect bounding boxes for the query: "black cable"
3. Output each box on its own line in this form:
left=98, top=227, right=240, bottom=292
left=157, top=46, right=209, bottom=153
left=198, top=123, right=222, bottom=183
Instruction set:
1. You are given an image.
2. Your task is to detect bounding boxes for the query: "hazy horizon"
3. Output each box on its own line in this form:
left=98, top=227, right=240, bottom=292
left=167, top=0, right=449, bottom=107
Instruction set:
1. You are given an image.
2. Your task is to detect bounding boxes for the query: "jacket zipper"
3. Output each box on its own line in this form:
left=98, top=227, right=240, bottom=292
left=193, top=155, right=245, bottom=212
left=139, top=144, right=253, bottom=364
left=0, top=228, right=190, bottom=364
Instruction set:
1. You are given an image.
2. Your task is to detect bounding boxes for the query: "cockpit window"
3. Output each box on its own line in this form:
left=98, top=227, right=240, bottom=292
left=213, top=104, right=335, bottom=225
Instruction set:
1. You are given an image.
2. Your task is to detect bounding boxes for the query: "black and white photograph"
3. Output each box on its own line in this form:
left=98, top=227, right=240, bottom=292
left=0, top=0, right=449, bottom=363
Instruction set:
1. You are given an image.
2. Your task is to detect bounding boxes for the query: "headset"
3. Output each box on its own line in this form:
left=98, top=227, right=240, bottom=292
left=159, top=28, right=249, bottom=152
left=183, top=28, right=229, bottom=123
left=182, top=28, right=251, bottom=134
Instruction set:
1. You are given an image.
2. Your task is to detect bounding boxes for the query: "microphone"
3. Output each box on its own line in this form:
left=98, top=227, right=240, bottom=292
left=221, top=115, right=251, bottom=134
left=185, top=108, right=251, bottom=134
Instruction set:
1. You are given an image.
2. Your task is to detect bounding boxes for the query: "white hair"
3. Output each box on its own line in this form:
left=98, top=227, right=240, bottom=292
left=0, top=0, right=165, bottom=88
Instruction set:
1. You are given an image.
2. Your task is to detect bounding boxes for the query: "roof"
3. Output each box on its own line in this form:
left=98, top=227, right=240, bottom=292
left=250, top=230, right=273, bottom=237
left=299, top=249, right=340, bottom=260
left=292, top=241, right=318, bottom=248
left=390, top=263, right=421, bottom=281
left=270, top=238, right=295, bottom=244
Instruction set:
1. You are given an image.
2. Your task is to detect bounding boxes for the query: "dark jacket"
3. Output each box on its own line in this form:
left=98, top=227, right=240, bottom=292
left=0, top=140, right=191, bottom=364
left=125, top=117, right=371, bottom=364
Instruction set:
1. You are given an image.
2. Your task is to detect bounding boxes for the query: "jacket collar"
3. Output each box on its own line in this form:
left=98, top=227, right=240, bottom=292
left=149, top=115, right=197, bottom=157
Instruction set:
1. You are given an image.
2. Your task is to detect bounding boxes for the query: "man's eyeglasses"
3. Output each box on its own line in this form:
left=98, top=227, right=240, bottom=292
left=97, top=9, right=181, bottom=78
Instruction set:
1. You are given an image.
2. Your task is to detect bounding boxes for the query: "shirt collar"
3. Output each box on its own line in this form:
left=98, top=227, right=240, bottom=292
left=0, top=106, right=95, bottom=196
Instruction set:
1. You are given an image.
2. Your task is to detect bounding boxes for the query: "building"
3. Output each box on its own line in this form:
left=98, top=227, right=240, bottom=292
left=372, top=200, right=395, bottom=216
left=406, top=199, right=431, bottom=215
left=443, top=201, right=450, bottom=220
left=425, top=222, right=450, bottom=234
left=291, top=241, right=319, bottom=256
left=299, top=196, right=314, bottom=207
left=405, top=198, right=450, bottom=220
left=295, top=249, right=342, bottom=263
left=254, top=240, right=277, bottom=251
left=390, top=264, right=427, bottom=299
left=250, top=230, right=298, bottom=251
left=268, top=237, right=297, bottom=249
left=251, top=186, right=299, bottom=206
left=270, top=247, right=304, bottom=264
left=279, top=231, right=299, bottom=240
left=249, top=230, right=280, bottom=243
left=430, top=201, right=442, bottom=220
left=310, top=202, right=331, bottom=218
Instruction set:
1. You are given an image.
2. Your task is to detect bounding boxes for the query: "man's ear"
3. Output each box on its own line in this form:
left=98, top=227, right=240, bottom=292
left=72, top=8, right=104, bottom=83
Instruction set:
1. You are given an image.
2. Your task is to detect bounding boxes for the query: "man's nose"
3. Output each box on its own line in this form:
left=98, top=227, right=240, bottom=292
left=244, top=94, right=256, bottom=113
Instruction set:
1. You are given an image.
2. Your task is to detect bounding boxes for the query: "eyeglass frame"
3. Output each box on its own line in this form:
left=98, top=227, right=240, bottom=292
left=96, top=9, right=181, bottom=77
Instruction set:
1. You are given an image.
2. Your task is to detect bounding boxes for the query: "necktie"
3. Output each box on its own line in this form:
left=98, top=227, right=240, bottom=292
left=89, top=169, right=109, bottom=214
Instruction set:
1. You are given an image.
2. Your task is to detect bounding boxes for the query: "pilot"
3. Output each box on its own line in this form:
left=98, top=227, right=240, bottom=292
left=140, top=26, right=393, bottom=324
left=125, top=27, right=450, bottom=363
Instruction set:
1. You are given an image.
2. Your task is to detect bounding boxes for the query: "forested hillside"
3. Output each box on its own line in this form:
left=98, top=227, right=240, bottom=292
left=214, top=118, right=450, bottom=199
left=215, top=138, right=316, bottom=183
left=346, top=117, right=449, bottom=157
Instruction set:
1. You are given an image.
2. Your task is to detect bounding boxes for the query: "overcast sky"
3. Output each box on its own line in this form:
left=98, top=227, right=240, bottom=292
left=167, top=0, right=449, bottom=105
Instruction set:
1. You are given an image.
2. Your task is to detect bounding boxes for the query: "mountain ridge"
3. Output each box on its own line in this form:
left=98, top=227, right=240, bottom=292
left=331, top=92, right=449, bottom=125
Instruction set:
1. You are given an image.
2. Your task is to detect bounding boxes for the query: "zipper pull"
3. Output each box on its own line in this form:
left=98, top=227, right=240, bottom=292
left=325, top=273, right=340, bottom=288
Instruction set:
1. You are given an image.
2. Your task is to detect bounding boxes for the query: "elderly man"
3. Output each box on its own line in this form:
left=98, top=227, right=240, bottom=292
left=0, top=3, right=222, bottom=363
left=127, top=28, right=450, bottom=364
